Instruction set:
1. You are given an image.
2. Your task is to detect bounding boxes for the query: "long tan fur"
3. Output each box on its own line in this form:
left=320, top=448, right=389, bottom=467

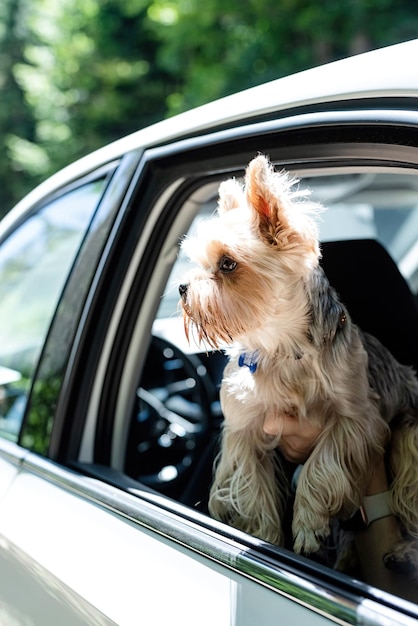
left=179, top=154, right=418, bottom=576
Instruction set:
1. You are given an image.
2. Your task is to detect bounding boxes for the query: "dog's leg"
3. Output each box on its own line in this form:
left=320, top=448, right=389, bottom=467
left=386, top=412, right=418, bottom=577
left=292, top=401, right=389, bottom=555
left=209, top=417, right=286, bottom=545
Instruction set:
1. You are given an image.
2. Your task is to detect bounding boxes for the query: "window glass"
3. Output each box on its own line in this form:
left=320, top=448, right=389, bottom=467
left=0, top=180, right=106, bottom=442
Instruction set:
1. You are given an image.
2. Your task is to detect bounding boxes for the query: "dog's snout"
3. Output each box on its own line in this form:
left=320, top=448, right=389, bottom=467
left=179, top=283, right=188, bottom=299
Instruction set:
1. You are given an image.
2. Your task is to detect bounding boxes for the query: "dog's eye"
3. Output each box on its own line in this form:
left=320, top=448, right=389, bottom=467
left=219, top=256, right=237, bottom=273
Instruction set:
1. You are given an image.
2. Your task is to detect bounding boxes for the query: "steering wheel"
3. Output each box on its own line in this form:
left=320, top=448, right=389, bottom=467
left=125, top=335, right=221, bottom=498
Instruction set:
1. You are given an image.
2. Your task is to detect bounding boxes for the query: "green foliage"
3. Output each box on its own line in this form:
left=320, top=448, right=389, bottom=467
left=0, top=0, right=39, bottom=214
left=20, top=375, right=61, bottom=453
left=1, top=0, right=418, bottom=216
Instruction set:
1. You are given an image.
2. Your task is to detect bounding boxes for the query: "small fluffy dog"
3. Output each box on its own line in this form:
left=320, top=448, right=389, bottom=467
left=179, top=154, right=418, bottom=574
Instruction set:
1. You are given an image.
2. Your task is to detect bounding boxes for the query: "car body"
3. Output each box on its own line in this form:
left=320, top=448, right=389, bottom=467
left=1, top=39, right=418, bottom=625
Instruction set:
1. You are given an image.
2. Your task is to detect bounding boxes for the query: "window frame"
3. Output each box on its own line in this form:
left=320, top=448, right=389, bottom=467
left=0, top=167, right=117, bottom=447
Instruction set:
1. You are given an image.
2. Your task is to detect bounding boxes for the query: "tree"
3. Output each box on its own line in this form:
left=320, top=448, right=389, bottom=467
left=1, top=0, right=178, bottom=216
left=1, top=0, right=418, bottom=216
left=0, top=0, right=40, bottom=215
left=145, top=0, right=418, bottom=117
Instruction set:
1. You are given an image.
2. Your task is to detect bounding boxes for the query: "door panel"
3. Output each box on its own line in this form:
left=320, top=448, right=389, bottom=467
left=0, top=541, right=116, bottom=626
left=0, top=466, right=337, bottom=625
left=0, top=440, right=24, bottom=498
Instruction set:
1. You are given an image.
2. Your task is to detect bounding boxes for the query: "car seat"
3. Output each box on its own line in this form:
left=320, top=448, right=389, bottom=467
left=320, top=239, right=418, bottom=373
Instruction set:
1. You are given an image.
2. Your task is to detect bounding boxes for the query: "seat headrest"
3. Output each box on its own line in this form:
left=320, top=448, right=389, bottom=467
left=320, top=239, right=418, bottom=371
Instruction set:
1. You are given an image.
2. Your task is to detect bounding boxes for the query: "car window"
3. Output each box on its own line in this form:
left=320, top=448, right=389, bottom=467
left=0, top=180, right=106, bottom=442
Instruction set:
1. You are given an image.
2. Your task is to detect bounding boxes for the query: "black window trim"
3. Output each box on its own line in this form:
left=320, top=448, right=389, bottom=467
left=47, top=150, right=144, bottom=461
left=16, top=156, right=136, bottom=456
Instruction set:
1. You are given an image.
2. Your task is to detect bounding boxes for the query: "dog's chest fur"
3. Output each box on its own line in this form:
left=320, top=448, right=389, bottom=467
left=222, top=267, right=356, bottom=424
left=223, top=343, right=335, bottom=426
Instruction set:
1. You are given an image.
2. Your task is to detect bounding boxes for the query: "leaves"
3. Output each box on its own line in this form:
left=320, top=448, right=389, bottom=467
left=1, top=0, right=418, bottom=216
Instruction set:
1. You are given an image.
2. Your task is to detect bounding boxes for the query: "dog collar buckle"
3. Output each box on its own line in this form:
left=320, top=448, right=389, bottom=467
left=238, top=352, right=258, bottom=373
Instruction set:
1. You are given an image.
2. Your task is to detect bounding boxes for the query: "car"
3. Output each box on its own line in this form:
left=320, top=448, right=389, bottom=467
left=0, top=38, right=418, bottom=625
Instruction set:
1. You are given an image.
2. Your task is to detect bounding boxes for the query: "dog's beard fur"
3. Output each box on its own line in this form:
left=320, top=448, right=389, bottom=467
left=179, top=154, right=418, bottom=578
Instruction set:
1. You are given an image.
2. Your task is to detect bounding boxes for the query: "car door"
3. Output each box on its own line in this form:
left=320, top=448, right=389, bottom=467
left=0, top=158, right=339, bottom=626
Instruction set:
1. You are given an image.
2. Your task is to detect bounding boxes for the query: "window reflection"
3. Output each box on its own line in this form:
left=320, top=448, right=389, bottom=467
left=0, top=180, right=105, bottom=442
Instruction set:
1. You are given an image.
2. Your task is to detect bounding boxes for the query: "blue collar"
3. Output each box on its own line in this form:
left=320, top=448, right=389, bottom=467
left=238, top=352, right=258, bottom=373
left=238, top=348, right=304, bottom=371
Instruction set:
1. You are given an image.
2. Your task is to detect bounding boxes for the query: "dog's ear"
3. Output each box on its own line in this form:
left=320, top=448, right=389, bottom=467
left=245, top=154, right=300, bottom=248
left=217, top=178, right=244, bottom=214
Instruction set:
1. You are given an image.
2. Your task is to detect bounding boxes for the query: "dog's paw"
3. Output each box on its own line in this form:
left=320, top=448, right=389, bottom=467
left=292, top=511, right=331, bottom=555
left=293, top=528, right=321, bottom=555
left=384, top=539, right=418, bottom=579
left=292, top=522, right=331, bottom=555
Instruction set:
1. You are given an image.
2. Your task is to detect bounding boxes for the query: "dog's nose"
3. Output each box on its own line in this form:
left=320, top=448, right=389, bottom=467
left=179, top=283, right=188, bottom=298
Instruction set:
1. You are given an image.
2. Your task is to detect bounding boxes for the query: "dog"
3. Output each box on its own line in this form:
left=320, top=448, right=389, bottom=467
left=178, top=154, right=418, bottom=576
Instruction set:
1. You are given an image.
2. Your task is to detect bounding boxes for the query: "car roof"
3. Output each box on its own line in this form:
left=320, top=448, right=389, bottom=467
left=3, top=38, right=418, bottom=232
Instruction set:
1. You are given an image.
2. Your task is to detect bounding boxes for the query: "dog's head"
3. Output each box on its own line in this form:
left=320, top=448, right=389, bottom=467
left=179, top=154, right=321, bottom=349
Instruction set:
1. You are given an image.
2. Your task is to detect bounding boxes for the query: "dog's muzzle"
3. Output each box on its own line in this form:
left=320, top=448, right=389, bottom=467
left=179, top=283, right=188, bottom=301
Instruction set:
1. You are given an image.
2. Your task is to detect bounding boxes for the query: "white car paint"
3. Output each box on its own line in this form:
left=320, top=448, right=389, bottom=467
left=0, top=461, right=338, bottom=626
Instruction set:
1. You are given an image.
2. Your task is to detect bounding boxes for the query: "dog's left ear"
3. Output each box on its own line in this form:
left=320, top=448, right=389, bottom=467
left=217, top=178, right=244, bottom=215
left=245, top=154, right=300, bottom=248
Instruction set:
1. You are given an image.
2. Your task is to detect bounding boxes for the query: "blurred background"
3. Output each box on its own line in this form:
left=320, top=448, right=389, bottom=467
left=1, top=0, right=418, bottom=217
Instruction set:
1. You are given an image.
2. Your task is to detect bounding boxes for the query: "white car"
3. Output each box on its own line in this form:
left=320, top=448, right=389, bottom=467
left=0, top=40, right=418, bottom=625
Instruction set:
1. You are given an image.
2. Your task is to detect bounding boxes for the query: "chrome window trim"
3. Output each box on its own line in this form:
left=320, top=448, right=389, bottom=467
left=0, top=439, right=27, bottom=466
left=20, top=452, right=418, bottom=626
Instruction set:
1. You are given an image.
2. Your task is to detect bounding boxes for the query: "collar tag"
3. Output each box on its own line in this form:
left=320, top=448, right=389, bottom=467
left=238, top=352, right=258, bottom=373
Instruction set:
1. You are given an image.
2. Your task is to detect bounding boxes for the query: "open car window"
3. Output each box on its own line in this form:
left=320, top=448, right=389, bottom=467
left=127, top=166, right=418, bottom=488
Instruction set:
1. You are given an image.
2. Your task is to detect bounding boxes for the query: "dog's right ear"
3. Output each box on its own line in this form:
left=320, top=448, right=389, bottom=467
left=245, top=155, right=317, bottom=254
left=245, top=154, right=296, bottom=248
left=217, top=178, right=244, bottom=214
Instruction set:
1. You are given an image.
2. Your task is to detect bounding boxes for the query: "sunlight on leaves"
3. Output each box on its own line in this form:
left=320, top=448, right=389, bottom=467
left=148, top=2, right=179, bottom=25
left=6, top=134, right=50, bottom=176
